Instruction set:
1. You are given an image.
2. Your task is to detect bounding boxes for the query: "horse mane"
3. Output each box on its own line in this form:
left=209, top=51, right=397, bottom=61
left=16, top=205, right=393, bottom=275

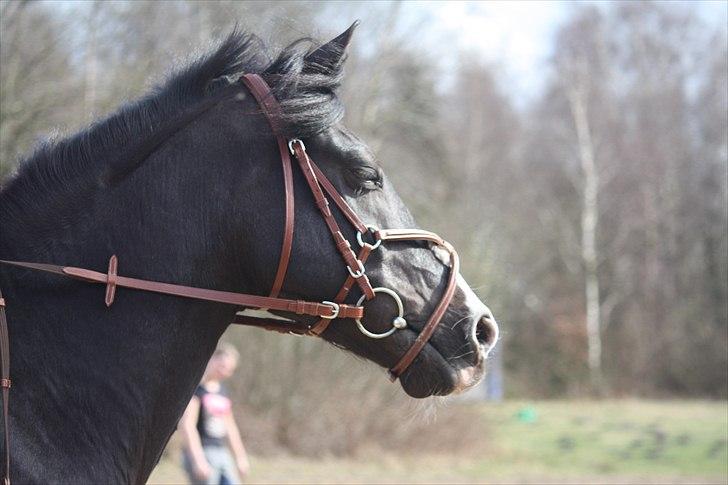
left=0, top=29, right=346, bottom=195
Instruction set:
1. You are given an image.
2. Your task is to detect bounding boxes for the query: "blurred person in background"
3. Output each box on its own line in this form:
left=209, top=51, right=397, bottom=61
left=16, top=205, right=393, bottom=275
left=179, top=343, right=251, bottom=484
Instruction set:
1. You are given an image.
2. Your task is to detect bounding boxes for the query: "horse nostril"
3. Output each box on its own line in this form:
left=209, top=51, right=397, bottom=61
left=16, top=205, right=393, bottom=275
left=474, top=313, right=499, bottom=350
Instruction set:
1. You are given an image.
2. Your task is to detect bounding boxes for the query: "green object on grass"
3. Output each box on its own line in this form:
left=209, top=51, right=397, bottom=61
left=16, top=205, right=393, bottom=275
left=517, top=406, right=538, bottom=423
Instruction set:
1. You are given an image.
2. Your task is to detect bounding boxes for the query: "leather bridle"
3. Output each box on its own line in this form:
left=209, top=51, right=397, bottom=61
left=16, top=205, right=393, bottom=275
left=0, top=74, right=459, bottom=484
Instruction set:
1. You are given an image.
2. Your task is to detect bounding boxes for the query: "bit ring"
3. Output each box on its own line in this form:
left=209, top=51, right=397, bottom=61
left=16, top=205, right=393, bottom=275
left=354, top=287, right=406, bottom=339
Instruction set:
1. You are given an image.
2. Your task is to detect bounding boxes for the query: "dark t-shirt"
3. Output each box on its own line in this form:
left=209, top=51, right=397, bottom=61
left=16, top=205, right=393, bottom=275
left=194, top=384, right=232, bottom=447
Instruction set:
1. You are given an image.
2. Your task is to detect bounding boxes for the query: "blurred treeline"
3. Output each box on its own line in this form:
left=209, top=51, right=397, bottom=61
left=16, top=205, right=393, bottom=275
left=1, top=0, right=726, bottom=424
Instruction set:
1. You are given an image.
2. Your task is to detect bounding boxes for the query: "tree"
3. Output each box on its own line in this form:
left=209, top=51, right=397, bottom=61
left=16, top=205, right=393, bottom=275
left=0, top=1, right=84, bottom=177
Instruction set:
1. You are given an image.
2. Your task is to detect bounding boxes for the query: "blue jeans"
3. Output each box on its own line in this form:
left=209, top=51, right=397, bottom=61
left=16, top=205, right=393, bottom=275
left=183, top=445, right=240, bottom=485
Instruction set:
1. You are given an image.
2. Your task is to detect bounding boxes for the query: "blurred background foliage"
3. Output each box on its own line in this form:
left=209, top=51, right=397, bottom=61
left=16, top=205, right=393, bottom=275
left=1, top=0, right=726, bottom=477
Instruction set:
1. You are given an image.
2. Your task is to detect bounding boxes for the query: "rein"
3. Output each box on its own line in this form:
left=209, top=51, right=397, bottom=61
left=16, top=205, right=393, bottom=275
left=0, top=74, right=459, bottom=483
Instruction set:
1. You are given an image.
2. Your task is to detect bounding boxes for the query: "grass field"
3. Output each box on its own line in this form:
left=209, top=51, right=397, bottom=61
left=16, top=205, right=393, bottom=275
left=148, top=400, right=728, bottom=484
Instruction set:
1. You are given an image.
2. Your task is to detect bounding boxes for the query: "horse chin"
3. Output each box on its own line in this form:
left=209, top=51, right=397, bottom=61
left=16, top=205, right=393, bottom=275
left=397, top=346, right=460, bottom=398
left=397, top=343, right=488, bottom=398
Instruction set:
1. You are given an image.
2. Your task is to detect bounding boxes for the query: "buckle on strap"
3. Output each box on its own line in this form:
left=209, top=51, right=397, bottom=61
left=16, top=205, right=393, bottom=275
left=0, top=379, right=10, bottom=389
left=320, top=301, right=340, bottom=320
left=346, top=259, right=365, bottom=279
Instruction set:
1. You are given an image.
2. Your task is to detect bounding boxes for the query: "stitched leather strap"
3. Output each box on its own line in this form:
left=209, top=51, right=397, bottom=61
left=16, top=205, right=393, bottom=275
left=308, top=244, right=373, bottom=336
left=230, top=314, right=311, bottom=335
left=240, top=74, right=294, bottom=299
left=380, top=230, right=459, bottom=380
left=0, top=259, right=363, bottom=320
left=231, top=240, right=371, bottom=336
left=104, top=255, right=118, bottom=307
left=0, top=290, right=10, bottom=485
left=310, top=163, right=368, bottom=234
left=290, top=141, right=375, bottom=300
left=228, top=239, right=374, bottom=337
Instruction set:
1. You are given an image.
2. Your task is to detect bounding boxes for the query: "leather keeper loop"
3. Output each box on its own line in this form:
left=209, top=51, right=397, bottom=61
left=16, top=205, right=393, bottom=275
left=315, top=194, right=332, bottom=217
left=105, top=255, right=118, bottom=307
left=336, top=237, right=352, bottom=252
left=0, top=379, right=10, bottom=389
left=360, top=275, right=375, bottom=300
left=334, top=233, right=360, bottom=269
left=295, top=300, right=305, bottom=315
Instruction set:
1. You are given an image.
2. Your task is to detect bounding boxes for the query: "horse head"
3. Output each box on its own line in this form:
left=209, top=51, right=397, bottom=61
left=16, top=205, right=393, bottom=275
left=219, top=24, right=499, bottom=398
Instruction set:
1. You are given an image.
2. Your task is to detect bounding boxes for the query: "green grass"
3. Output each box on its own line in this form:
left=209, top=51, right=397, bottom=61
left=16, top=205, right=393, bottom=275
left=148, top=400, right=728, bottom=484
left=476, top=400, right=727, bottom=482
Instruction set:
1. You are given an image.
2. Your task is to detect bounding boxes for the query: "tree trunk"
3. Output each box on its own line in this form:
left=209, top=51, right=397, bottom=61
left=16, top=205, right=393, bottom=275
left=568, top=84, right=603, bottom=394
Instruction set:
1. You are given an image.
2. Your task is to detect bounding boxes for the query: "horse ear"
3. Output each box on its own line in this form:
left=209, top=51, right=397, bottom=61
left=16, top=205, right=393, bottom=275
left=306, top=21, right=359, bottom=69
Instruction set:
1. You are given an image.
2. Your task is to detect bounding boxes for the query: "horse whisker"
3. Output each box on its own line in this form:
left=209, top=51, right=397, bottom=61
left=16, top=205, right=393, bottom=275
left=449, top=314, right=472, bottom=331
left=448, top=350, right=475, bottom=361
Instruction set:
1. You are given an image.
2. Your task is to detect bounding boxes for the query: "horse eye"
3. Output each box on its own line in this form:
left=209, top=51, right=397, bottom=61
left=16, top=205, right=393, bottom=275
left=347, top=166, right=383, bottom=194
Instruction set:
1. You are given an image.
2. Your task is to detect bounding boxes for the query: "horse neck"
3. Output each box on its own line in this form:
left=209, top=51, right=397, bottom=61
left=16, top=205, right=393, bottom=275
left=1, top=122, right=254, bottom=482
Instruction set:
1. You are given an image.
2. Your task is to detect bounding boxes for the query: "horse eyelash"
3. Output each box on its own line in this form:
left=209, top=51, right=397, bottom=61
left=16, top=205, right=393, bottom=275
left=349, top=166, right=383, bottom=193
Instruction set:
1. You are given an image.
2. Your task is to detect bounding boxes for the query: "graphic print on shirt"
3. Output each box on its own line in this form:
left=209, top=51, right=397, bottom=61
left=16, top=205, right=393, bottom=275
left=195, top=385, right=233, bottom=446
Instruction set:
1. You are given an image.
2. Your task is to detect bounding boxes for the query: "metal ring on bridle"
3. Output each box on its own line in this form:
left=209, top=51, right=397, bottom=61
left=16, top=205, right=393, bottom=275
left=347, top=259, right=365, bottom=279
left=288, top=138, right=306, bottom=155
left=354, top=287, right=407, bottom=339
left=357, top=225, right=382, bottom=250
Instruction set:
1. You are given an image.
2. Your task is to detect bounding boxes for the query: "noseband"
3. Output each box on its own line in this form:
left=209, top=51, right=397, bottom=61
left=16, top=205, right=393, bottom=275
left=0, top=74, right=459, bottom=484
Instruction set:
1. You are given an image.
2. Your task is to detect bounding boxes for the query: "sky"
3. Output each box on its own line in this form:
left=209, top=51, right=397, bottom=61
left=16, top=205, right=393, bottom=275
left=54, top=0, right=728, bottom=106
left=422, top=1, right=569, bottom=102
left=396, top=0, right=728, bottom=106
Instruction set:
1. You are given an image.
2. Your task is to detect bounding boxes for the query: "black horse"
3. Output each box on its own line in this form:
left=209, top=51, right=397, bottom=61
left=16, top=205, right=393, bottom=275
left=0, top=25, right=498, bottom=483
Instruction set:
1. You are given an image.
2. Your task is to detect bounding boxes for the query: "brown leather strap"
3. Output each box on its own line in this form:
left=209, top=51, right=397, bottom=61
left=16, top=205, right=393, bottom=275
left=239, top=74, right=284, bottom=134
left=105, top=255, right=118, bottom=307
left=382, top=231, right=459, bottom=379
left=240, top=74, right=295, bottom=299
left=308, top=244, right=373, bottom=336
left=290, top=141, right=375, bottom=300
left=0, top=258, right=363, bottom=320
left=230, top=313, right=312, bottom=335
left=0, top=290, right=10, bottom=485
left=378, top=229, right=453, bottom=249
left=310, top=163, right=368, bottom=234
